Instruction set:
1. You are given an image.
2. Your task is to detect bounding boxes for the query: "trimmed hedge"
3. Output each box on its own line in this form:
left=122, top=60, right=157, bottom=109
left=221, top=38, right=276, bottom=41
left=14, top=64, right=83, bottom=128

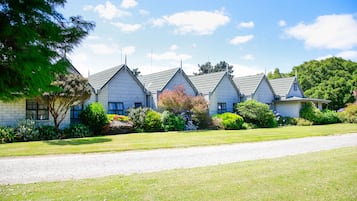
left=213, top=112, right=244, bottom=130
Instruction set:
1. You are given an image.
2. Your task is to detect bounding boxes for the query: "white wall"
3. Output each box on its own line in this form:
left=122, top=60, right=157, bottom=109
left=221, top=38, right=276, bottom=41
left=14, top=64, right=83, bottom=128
left=275, top=102, right=302, bottom=117
left=107, top=69, right=146, bottom=112
left=287, top=82, right=304, bottom=98
left=164, top=71, right=196, bottom=96
left=253, top=79, right=275, bottom=104
left=209, top=77, right=240, bottom=115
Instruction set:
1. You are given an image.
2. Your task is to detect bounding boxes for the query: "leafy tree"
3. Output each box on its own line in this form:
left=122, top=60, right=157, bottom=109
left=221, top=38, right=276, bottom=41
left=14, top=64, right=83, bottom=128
left=194, top=61, right=233, bottom=76
left=0, top=0, right=95, bottom=101
left=41, top=73, right=92, bottom=130
left=290, top=57, right=357, bottom=110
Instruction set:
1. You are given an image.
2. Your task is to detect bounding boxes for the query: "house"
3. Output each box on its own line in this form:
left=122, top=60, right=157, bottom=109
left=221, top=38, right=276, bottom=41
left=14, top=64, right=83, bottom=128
left=138, top=68, right=198, bottom=109
left=189, top=71, right=241, bottom=115
left=233, top=73, right=276, bottom=105
left=88, top=64, right=150, bottom=115
left=270, top=77, right=330, bottom=117
left=0, top=65, right=89, bottom=129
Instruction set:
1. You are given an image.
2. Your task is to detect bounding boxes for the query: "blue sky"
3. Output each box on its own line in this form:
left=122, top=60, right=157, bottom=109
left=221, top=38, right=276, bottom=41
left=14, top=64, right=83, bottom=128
left=61, top=0, right=357, bottom=77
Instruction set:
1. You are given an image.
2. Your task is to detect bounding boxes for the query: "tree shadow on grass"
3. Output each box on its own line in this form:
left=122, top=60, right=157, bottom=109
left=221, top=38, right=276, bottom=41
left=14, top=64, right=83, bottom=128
left=45, top=137, right=112, bottom=146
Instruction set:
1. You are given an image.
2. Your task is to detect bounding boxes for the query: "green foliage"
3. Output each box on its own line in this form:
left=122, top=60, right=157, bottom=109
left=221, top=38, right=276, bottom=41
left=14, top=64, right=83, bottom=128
left=107, top=114, right=130, bottom=122
left=213, top=113, right=244, bottom=130
left=277, top=117, right=297, bottom=126
left=338, top=104, right=357, bottom=123
left=127, top=107, right=150, bottom=131
left=41, top=73, right=92, bottom=130
left=267, top=68, right=289, bottom=80
left=144, top=110, right=163, bottom=132
left=0, top=127, right=15, bottom=143
left=296, top=118, right=313, bottom=126
left=300, top=102, right=340, bottom=125
left=194, top=61, right=234, bottom=76
left=161, top=111, right=185, bottom=131
left=0, top=0, right=95, bottom=101
left=80, top=103, right=108, bottom=135
left=63, top=124, right=91, bottom=138
left=290, top=57, right=357, bottom=110
left=38, top=125, right=58, bottom=140
left=237, top=100, right=278, bottom=128
left=241, top=122, right=258, bottom=129
left=15, top=119, right=39, bottom=141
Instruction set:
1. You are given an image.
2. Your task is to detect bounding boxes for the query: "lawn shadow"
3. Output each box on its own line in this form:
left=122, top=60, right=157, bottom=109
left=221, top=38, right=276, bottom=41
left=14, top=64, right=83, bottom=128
left=45, top=137, right=112, bottom=146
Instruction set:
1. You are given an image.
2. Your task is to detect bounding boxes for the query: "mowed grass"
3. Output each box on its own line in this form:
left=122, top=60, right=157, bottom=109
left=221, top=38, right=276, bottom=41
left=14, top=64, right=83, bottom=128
left=1, top=146, right=356, bottom=200
left=0, top=123, right=356, bottom=157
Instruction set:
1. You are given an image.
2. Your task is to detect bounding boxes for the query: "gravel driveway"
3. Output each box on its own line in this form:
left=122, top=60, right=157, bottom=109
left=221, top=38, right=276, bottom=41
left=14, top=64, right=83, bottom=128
left=1, top=133, right=356, bottom=185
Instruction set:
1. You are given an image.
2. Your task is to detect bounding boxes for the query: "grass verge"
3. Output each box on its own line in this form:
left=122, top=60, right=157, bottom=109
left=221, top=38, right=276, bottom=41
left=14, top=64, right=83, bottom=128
left=0, top=123, right=356, bottom=157
left=0, top=146, right=356, bottom=200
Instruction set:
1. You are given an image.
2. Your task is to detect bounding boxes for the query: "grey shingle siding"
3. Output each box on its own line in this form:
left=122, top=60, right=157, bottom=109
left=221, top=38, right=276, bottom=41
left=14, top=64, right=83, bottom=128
left=189, top=71, right=227, bottom=94
left=233, top=74, right=265, bottom=96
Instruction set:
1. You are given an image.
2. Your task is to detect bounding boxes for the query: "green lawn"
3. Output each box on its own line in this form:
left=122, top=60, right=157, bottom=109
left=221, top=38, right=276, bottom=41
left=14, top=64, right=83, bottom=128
left=1, top=146, right=356, bottom=200
left=0, top=123, right=356, bottom=157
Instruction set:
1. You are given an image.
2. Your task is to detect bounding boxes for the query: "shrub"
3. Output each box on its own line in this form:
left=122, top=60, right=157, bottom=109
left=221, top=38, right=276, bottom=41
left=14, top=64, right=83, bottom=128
left=296, top=118, right=313, bottom=126
left=191, top=95, right=210, bottom=129
left=338, top=104, right=357, bottom=123
left=320, top=110, right=340, bottom=124
left=241, top=122, right=258, bottom=129
left=127, top=107, right=150, bottom=131
left=107, top=114, right=129, bottom=123
left=15, top=119, right=39, bottom=141
left=0, top=127, right=15, bottom=143
left=144, top=110, right=163, bottom=132
left=277, top=116, right=297, bottom=126
left=80, top=102, right=107, bottom=135
left=300, top=102, right=340, bottom=124
left=63, top=124, right=91, bottom=138
left=161, top=111, right=185, bottom=131
left=213, top=112, right=244, bottom=130
left=236, top=100, right=278, bottom=128
left=38, top=125, right=58, bottom=140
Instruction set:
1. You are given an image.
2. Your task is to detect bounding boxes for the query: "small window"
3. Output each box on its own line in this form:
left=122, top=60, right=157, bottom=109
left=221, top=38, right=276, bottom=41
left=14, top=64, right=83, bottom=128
left=134, top=102, right=142, bottom=108
left=293, top=83, right=298, bottom=91
left=26, top=99, right=49, bottom=120
left=70, top=104, right=84, bottom=124
left=108, top=102, right=124, bottom=115
left=217, top=102, right=227, bottom=114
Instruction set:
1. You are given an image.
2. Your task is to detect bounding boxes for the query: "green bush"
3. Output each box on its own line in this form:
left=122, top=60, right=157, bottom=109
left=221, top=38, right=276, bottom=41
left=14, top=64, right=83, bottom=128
left=236, top=100, right=278, bottom=128
left=241, top=122, right=258, bottom=129
left=161, top=111, right=185, bottom=131
left=296, top=118, right=313, bottom=126
left=213, top=112, right=244, bottom=130
left=277, top=116, right=297, bottom=126
left=127, top=107, right=150, bottom=131
left=0, top=127, right=15, bottom=143
left=107, top=114, right=130, bottom=123
left=80, top=102, right=107, bottom=135
left=300, top=102, right=340, bottom=124
left=15, top=119, right=39, bottom=141
left=338, top=104, right=357, bottom=123
left=38, top=125, right=58, bottom=140
left=144, top=110, right=163, bottom=132
left=64, top=124, right=91, bottom=138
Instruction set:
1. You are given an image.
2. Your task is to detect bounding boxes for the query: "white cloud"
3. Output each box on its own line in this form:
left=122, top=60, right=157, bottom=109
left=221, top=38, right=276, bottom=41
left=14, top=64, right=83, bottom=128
left=241, top=54, right=254, bottom=60
left=170, top=44, right=178, bottom=51
left=231, top=64, right=263, bottom=77
left=147, top=51, right=192, bottom=61
left=230, top=35, right=254, bottom=45
left=336, top=50, right=357, bottom=60
left=122, top=46, right=136, bottom=55
left=315, top=55, right=333, bottom=61
left=157, top=10, right=229, bottom=35
left=120, top=0, right=138, bottom=9
left=239, top=21, right=254, bottom=28
left=150, top=18, right=166, bottom=27
left=285, top=14, right=357, bottom=50
left=86, top=1, right=131, bottom=20
left=88, top=43, right=120, bottom=54
left=139, top=9, right=150, bottom=16
left=278, top=20, right=287, bottom=27
left=111, top=22, right=142, bottom=32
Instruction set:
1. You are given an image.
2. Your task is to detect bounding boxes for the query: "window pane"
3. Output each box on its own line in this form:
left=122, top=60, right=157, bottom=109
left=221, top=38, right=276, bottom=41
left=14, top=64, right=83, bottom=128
left=38, top=110, right=49, bottom=120
left=26, top=111, right=37, bottom=120
left=26, top=100, right=37, bottom=110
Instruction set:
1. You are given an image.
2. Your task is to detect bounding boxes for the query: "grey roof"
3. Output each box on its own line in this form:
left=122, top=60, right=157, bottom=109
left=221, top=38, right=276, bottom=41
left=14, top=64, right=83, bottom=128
left=270, top=77, right=296, bottom=97
left=233, top=73, right=265, bottom=96
left=138, top=68, right=181, bottom=92
left=276, top=96, right=330, bottom=103
left=189, top=71, right=227, bottom=94
left=88, top=65, right=125, bottom=91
